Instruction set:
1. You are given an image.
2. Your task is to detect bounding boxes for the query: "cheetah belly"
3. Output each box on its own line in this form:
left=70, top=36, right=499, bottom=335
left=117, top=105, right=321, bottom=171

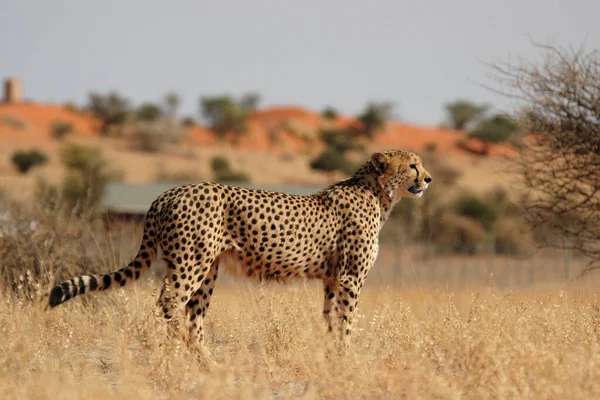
left=224, top=228, right=336, bottom=281
left=222, top=216, right=336, bottom=281
left=221, top=244, right=334, bottom=281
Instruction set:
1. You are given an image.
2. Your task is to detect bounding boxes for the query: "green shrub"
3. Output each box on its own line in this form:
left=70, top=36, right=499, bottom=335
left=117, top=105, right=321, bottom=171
left=87, top=91, right=132, bottom=132
left=357, top=102, right=393, bottom=138
left=417, top=184, right=534, bottom=256
left=49, top=144, right=118, bottom=214
left=181, top=117, right=196, bottom=126
left=164, top=92, right=180, bottom=117
left=136, top=103, right=163, bottom=122
left=63, top=102, right=80, bottom=113
left=51, top=120, right=73, bottom=139
left=444, top=100, right=489, bottom=130
left=60, top=144, right=101, bottom=171
left=310, top=149, right=358, bottom=175
left=454, top=194, right=498, bottom=231
left=11, top=149, right=48, bottom=174
left=200, top=93, right=259, bottom=143
left=430, top=212, right=487, bottom=255
left=321, top=106, right=338, bottom=120
left=210, top=156, right=249, bottom=183
left=211, top=156, right=230, bottom=174
left=131, top=120, right=183, bottom=152
left=215, top=170, right=250, bottom=183
left=470, top=114, right=519, bottom=143
left=320, top=129, right=364, bottom=153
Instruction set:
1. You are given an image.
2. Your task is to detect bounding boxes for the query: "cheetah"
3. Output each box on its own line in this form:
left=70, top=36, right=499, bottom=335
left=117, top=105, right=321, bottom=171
left=48, top=149, right=431, bottom=355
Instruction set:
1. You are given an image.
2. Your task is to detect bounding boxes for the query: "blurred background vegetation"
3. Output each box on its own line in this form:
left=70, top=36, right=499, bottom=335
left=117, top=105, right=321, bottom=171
left=1, top=42, right=598, bottom=297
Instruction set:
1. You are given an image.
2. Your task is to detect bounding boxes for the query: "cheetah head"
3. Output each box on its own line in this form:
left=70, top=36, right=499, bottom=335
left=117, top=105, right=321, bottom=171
left=370, top=150, right=432, bottom=202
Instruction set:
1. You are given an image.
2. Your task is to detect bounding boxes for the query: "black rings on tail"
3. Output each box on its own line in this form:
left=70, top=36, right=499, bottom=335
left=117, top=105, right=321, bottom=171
left=47, top=239, right=157, bottom=308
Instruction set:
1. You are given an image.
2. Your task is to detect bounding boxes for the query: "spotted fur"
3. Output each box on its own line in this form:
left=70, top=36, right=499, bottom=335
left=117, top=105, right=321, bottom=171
left=48, top=150, right=432, bottom=353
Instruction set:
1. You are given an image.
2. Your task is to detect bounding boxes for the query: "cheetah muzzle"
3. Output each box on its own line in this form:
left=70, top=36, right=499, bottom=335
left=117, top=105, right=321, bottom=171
left=47, top=149, right=432, bottom=357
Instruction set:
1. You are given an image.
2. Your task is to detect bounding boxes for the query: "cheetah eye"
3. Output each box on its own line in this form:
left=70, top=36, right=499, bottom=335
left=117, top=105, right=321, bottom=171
left=409, top=164, right=416, bottom=170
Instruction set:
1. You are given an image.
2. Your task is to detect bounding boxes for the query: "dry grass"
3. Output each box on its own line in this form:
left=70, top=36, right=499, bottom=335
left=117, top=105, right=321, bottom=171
left=2, top=195, right=598, bottom=398
left=3, top=278, right=600, bottom=399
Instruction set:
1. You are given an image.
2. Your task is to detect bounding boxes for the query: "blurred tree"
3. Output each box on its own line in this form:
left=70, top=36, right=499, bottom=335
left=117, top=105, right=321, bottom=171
left=321, top=106, right=339, bottom=120
left=87, top=91, right=131, bottom=132
left=491, top=42, right=600, bottom=273
left=200, top=93, right=260, bottom=144
left=60, top=144, right=105, bottom=171
left=163, top=91, right=181, bottom=117
left=310, top=125, right=365, bottom=175
left=210, top=156, right=230, bottom=173
left=181, top=117, right=196, bottom=126
left=310, top=149, right=357, bottom=175
left=470, top=114, right=520, bottom=143
left=321, top=128, right=364, bottom=153
left=63, top=101, right=80, bottom=114
left=200, top=96, right=239, bottom=137
left=59, top=144, right=115, bottom=213
left=238, top=92, right=260, bottom=112
left=454, top=194, right=499, bottom=231
left=444, top=100, right=489, bottom=130
left=51, top=120, right=74, bottom=140
left=357, top=102, right=394, bottom=138
left=132, top=120, right=183, bottom=152
left=136, top=103, right=163, bottom=122
left=210, top=155, right=250, bottom=182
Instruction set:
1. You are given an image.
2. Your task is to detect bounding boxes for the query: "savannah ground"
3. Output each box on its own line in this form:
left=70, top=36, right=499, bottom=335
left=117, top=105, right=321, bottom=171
left=0, top=93, right=594, bottom=399
left=0, top=167, right=597, bottom=399
left=3, top=265, right=600, bottom=399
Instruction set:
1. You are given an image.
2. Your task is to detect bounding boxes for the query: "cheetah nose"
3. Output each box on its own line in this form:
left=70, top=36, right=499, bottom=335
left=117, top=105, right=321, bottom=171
left=424, top=177, right=432, bottom=184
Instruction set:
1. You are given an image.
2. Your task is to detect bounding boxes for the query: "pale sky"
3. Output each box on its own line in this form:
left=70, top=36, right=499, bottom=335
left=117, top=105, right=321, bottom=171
left=1, top=0, right=598, bottom=125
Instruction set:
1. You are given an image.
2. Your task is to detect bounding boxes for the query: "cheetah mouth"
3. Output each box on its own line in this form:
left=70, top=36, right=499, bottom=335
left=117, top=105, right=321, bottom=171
left=408, top=184, right=425, bottom=197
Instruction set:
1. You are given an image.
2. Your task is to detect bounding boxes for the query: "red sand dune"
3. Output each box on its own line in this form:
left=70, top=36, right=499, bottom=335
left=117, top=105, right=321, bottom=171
left=252, top=106, right=322, bottom=125
left=0, top=102, right=516, bottom=158
left=183, top=124, right=217, bottom=146
left=0, top=103, right=101, bottom=138
left=250, top=106, right=517, bottom=157
left=374, top=122, right=466, bottom=153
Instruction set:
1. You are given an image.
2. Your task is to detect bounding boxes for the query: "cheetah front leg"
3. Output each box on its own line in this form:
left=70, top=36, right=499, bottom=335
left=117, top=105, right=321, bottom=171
left=335, top=273, right=363, bottom=350
left=322, top=279, right=337, bottom=333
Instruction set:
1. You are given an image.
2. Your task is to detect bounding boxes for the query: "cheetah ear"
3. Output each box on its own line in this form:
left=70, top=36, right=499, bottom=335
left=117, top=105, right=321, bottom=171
left=370, top=152, right=387, bottom=175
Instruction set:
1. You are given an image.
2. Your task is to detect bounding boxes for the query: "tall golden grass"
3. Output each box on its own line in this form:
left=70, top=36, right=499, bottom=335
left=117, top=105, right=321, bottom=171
left=2, top=198, right=599, bottom=398
left=2, top=278, right=600, bottom=399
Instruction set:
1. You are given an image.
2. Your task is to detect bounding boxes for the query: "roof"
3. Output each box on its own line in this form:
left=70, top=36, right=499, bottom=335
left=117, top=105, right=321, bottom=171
left=103, top=181, right=327, bottom=215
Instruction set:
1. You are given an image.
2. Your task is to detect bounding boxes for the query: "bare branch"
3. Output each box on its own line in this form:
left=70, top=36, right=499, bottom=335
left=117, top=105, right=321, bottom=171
left=491, top=42, right=600, bottom=273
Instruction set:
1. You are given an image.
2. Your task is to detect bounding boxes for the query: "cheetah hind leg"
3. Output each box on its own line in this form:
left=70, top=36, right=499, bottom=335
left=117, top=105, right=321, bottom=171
left=156, top=261, right=202, bottom=354
left=185, top=258, right=220, bottom=368
left=156, top=279, right=186, bottom=345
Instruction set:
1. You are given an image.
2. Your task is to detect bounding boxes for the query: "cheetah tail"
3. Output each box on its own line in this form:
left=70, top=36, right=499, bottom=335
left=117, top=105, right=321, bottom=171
left=46, top=236, right=157, bottom=309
